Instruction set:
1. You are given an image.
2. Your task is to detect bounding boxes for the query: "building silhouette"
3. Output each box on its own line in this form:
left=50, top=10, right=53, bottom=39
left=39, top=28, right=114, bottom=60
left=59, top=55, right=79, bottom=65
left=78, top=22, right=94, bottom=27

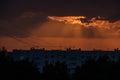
left=6, top=48, right=120, bottom=73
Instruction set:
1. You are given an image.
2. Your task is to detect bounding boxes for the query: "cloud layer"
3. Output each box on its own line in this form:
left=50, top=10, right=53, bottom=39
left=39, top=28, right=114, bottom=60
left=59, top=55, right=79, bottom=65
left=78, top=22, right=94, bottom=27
left=0, top=0, right=120, bottom=21
left=1, top=14, right=120, bottom=38
left=36, top=16, right=120, bottom=38
left=0, top=0, right=120, bottom=38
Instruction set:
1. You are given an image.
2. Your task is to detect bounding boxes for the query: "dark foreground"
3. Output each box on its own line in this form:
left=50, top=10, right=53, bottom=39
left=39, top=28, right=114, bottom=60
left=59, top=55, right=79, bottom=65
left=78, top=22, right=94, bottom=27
left=0, top=50, right=120, bottom=80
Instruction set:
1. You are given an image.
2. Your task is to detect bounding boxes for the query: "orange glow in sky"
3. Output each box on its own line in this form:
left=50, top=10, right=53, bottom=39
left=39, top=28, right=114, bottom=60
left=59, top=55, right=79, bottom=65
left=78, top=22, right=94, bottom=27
left=48, top=16, right=86, bottom=24
left=1, top=16, right=120, bottom=51
left=48, top=16, right=120, bottom=29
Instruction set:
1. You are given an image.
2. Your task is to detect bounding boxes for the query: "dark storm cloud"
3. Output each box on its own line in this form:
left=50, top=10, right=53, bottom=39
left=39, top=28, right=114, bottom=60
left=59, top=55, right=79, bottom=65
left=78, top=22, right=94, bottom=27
left=0, top=0, right=120, bottom=21
left=0, top=12, right=47, bottom=37
left=0, top=0, right=120, bottom=37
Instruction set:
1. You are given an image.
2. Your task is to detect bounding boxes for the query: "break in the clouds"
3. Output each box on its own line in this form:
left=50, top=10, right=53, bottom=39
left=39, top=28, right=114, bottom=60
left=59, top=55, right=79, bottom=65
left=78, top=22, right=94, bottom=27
left=0, top=0, right=120, bottom=38
left=1, top=14, right=120, bottom=38
left=32, top=16, right=120, bottom=38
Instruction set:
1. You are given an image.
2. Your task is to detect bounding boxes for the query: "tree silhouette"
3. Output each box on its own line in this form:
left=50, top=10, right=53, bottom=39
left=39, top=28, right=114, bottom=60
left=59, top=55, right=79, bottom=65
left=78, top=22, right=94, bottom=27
left=1, top=49, right=120, bottom=80
left=72, top=55, right=119, bottom=80
left=42, top=61, right=69, bottom=80
left=0, top=50, right=41, bottom=80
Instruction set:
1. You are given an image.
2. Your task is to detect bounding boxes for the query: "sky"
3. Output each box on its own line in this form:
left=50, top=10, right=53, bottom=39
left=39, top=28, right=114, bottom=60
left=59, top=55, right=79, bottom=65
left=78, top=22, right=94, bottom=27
left=0, top=0, right=120, bottom=51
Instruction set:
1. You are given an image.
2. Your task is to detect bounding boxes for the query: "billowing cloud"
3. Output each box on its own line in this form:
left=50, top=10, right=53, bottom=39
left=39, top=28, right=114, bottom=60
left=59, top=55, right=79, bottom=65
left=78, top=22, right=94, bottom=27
left=48, top=16, right=86, bottom=24
left=1, top=15, right=120, bottom=38
left=31, top=16, right=120, bottom=38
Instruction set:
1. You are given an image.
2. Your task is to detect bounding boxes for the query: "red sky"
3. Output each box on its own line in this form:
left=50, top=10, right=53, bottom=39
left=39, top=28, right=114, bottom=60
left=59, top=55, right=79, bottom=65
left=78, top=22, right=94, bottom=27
left=0, top=16, right=120, bottom=51
left=0, top=0, right=120, bottom=51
